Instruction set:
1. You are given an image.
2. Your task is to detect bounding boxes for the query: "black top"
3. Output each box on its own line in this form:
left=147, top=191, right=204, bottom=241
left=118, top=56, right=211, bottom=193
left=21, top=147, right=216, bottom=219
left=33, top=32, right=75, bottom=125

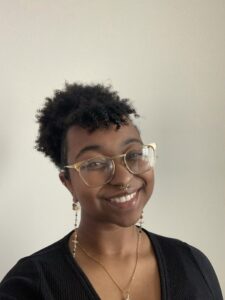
left=0, top=229, right=223, bottom=300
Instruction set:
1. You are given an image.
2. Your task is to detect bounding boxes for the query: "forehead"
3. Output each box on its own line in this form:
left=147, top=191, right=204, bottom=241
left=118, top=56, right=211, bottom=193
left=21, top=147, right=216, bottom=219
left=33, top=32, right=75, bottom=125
left=66, top=123, right=141, bottom=159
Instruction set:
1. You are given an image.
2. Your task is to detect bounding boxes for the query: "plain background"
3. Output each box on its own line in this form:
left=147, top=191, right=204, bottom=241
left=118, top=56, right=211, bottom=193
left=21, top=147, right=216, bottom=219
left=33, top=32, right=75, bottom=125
left=0, top=0, right=224, bottom=295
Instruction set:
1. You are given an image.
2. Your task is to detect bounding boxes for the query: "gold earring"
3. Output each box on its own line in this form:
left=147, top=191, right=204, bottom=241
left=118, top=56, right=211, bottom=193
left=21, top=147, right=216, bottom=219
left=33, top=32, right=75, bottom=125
left=72, top=201, right=80, bottom=258
left=138, top=211, right=144, bottom=233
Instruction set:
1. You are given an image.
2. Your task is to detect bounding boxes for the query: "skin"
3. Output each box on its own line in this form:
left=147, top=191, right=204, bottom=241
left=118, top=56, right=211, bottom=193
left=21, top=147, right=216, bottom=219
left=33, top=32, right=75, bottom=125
left=59, top=122, right=161, bottom=300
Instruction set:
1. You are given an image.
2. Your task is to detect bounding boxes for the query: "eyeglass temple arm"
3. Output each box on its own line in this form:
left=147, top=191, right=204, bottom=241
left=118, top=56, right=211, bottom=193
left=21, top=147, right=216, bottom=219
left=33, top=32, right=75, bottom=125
left=64, top=164, right=81, bottom=170
left=148, top=143, right=156, bottom=150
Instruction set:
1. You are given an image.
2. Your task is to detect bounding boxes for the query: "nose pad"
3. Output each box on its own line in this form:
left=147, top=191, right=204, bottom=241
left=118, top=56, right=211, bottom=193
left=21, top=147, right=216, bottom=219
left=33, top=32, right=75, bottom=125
left=109, top=160, right=133, bottom=186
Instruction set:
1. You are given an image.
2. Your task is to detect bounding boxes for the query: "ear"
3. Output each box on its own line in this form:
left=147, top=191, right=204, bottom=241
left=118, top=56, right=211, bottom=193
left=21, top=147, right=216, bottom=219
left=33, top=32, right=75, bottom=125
left=59, top=171, right=74, bottom=195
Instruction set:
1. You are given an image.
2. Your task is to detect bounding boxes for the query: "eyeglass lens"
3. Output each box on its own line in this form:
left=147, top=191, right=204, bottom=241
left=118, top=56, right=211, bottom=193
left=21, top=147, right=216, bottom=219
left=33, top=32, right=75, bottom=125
left=79, top=158, right=114, bottom=187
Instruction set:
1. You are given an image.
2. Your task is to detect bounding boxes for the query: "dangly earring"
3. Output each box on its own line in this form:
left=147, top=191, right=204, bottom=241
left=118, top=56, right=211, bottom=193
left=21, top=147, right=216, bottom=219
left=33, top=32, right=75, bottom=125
left=138, top=211, right=144, bottom=233
left=72, top=200, right=80, bottom=258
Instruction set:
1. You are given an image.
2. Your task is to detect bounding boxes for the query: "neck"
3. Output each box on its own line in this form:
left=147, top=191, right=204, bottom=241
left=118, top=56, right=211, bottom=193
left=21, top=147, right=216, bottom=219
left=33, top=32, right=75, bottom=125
left=75, top=219, right=139, bottom=257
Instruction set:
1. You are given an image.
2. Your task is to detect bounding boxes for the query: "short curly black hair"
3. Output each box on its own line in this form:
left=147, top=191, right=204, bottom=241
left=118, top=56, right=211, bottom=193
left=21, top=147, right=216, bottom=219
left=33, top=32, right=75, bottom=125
left=35, top=82, right=139, bottom=172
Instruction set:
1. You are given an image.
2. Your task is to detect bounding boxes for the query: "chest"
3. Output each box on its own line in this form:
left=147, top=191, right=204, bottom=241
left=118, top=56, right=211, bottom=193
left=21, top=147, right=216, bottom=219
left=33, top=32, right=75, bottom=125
left=77, top=253, right=161, bottom=300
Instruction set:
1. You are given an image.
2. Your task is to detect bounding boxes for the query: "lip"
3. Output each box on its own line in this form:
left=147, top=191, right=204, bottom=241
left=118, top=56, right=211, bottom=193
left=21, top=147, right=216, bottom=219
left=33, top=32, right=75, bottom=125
left=104, top=186, right=141, bottom=200
left=104, top=190, right=140, bottom=210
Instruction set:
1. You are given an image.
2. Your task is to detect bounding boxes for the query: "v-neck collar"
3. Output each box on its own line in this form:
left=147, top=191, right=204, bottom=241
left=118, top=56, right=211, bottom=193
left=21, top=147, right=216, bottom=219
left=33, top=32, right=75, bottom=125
left=144, top=229, right=169, bottom=300
left=64, top=229, right=169, bottom=300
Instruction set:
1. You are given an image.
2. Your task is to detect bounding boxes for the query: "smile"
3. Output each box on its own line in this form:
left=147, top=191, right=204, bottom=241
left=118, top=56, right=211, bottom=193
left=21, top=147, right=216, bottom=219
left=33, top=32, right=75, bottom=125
left=109, top=192, right=137, bottom=204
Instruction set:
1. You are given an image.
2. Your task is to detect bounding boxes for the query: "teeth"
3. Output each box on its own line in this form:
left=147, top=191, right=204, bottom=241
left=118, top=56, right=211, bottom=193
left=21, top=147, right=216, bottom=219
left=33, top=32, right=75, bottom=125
left=110, top=192, right=136, bottom=203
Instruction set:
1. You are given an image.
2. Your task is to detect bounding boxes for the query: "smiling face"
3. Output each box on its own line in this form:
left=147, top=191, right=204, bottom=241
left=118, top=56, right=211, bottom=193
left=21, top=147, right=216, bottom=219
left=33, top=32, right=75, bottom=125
left=60, top=122, right=154, bottom=229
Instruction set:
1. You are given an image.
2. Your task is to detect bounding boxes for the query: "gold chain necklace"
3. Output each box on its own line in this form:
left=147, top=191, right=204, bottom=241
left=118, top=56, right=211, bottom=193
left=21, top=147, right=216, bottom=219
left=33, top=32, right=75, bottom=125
left=76, top=228, right=141, bottom=300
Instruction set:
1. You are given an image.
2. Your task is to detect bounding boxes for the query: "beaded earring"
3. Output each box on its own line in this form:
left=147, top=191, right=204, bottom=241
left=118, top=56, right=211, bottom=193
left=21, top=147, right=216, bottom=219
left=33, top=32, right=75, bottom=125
left=72, top=201, right=80, bottom=258
left=138, top=211, right=144, bottom=233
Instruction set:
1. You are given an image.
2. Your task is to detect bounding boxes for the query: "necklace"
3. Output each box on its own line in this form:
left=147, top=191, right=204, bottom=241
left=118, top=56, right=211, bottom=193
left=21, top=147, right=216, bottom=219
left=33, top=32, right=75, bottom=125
left=76, top=228, right=141, bottom=300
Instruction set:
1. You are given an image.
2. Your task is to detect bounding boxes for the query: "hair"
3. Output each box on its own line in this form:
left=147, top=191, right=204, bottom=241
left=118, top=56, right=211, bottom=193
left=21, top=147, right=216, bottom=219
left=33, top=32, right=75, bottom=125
left=35, top=82, right=139, bottom=175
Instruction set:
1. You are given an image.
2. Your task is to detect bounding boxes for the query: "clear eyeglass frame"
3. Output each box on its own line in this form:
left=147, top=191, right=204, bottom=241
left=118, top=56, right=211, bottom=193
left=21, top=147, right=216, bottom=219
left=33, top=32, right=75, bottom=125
left=64, top=143, right=157, bottom=187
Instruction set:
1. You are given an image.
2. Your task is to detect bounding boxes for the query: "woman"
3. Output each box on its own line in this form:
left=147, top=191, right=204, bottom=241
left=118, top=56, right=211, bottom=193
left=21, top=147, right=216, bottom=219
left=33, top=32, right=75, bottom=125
left=0, top=83, right=223, bottom=300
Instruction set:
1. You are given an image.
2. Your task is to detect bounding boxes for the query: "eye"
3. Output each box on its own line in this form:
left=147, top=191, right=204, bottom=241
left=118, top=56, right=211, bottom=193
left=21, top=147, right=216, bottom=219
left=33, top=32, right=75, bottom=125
left=81, top=159, right=109, bottom=171
left=126, top=149, right=143, bottom=161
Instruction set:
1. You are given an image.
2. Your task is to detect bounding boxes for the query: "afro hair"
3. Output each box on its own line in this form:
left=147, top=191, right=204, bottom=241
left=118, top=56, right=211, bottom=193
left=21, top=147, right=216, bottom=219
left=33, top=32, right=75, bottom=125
left=35, top=82, right=139, bottom=169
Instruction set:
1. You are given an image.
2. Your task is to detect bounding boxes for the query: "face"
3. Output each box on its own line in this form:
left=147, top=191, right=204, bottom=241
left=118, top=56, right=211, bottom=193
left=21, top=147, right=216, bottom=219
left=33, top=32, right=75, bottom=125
left=60, top=122, right=154, bottom=229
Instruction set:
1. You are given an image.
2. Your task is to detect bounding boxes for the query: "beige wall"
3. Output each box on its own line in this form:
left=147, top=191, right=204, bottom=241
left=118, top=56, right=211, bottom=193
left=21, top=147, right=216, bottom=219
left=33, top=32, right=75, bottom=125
left=0, top=0, right=224, bottom=295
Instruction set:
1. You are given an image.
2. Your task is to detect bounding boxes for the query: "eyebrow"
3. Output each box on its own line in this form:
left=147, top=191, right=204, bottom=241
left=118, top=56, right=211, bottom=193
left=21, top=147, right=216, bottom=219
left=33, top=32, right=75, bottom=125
left=75, top=145, right=101, bottom=160
left=122, top=138, right=143, bottom=146
left=75, top=138, right=143, bottom=160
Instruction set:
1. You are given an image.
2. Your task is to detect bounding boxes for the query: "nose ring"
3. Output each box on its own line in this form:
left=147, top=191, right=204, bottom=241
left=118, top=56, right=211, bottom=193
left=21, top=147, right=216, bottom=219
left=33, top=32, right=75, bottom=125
left=119, top=183, right=130, bottom=191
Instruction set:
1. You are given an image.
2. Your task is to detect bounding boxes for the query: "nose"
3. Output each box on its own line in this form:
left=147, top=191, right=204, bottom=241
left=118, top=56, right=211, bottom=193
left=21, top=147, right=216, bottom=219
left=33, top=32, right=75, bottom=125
left=109, top=159, right=133, bottom=186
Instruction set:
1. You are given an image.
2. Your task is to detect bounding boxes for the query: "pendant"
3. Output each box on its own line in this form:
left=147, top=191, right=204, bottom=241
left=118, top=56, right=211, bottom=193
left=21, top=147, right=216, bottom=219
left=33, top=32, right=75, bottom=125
left=124, top=295, right=130, bottom=300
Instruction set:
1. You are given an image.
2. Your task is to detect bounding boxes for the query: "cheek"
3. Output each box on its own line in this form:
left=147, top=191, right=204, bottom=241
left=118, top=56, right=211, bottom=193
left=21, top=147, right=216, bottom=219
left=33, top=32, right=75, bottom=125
left=71, top=177, right=101, bottom=209
left=67, top=172, right=84, bottom=199
left=143, top=169, right=155, bottom=197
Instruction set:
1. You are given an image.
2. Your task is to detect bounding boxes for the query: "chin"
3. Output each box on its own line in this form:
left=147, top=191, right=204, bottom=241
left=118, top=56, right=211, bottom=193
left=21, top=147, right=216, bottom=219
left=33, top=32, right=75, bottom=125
left=114, top=214, right=142, bottom=228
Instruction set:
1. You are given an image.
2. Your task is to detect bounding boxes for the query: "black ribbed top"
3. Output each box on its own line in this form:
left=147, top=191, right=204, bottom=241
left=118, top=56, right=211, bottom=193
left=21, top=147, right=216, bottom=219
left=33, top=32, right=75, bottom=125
left=0, top=229, right=223, bottom=300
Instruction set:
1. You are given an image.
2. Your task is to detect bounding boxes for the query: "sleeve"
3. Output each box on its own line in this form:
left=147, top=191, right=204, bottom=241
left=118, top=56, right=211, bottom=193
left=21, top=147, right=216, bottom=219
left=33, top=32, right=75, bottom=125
left=189, top=245, right=224, bottom=300
left=0, top=258, right=40, bottom=300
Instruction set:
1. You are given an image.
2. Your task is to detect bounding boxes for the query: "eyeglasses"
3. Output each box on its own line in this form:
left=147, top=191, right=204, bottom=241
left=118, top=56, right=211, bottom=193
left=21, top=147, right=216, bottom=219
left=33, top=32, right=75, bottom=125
left=64, top=143, right=156, bottom=187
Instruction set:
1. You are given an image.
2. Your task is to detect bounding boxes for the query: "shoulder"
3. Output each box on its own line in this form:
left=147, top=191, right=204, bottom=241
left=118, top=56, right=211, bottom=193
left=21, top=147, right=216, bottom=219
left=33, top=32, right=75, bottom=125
left=10, top=231, right=71, bottom=268
left=28, top=231, right=72, bottom=260
left=0, top=231, right=72, bottom=298
left=0, top=252, right=41, bottom=298
left=144, top=229, right=223, bottom=299
left=148, top=230, right=215, bottom=271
